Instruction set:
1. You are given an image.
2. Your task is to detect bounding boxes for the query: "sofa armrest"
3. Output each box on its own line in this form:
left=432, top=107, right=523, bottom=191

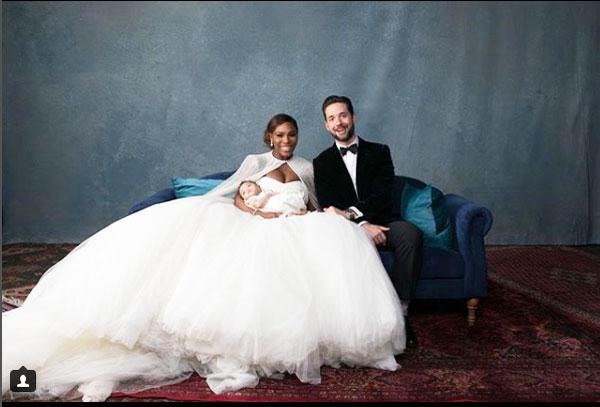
left=443, top=193, right=493, bottom=297
left=128, top=188, right=176, bottom=215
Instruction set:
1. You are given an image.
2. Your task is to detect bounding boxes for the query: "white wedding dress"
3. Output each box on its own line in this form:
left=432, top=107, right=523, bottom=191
left=2, top=152, right=405, bottom=401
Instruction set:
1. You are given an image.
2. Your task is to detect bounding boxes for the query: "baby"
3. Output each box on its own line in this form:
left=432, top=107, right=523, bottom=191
left=237, top=180, right=307, bottom=217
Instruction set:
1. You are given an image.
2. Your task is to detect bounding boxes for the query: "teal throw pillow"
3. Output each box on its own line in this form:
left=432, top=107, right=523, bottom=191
left=172, top=177, right=223, bottom=198
left=401, top=183, right=452, bottom=249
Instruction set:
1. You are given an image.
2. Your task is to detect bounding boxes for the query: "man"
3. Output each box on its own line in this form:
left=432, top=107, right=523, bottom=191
left=313, top=95, right=423, bottom=349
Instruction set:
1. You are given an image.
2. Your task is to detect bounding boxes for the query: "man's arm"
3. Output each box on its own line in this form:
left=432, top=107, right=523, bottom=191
left=313, top=155, right=341, bottom=210
left=353, top=144, right=395, bottom=223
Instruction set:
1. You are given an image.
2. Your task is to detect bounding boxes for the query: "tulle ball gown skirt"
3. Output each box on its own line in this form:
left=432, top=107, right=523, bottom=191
left=2, top=195, right=405, bottom=400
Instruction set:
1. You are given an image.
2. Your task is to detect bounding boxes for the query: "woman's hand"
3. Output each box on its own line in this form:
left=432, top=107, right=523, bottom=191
left=256, top=211, right=281, bottom=219
left=282, top=209, right=308, bottom=217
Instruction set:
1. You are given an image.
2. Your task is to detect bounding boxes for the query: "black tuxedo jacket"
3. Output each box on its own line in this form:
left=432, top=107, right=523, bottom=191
left=313, top=137, right=396, bottom=225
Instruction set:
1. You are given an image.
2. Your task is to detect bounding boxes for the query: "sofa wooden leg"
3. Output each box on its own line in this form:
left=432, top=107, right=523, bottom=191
left=467, top=298, right=479, bottom=326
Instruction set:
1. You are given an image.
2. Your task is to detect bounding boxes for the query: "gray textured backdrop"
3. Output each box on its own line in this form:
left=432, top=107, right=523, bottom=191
left=3, top=1, right=599, bottom=244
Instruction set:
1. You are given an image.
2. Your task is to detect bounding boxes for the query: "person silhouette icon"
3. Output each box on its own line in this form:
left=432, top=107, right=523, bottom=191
left=16, top=374, right=30, bottom=388
left=10, top=366, right=36, bottom=392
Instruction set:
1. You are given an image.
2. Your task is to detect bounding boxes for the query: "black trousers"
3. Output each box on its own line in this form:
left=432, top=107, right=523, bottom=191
left=383, top=220, right=424, bottom=301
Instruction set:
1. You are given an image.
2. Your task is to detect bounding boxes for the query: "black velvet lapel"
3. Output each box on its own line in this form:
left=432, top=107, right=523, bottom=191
left=355, top=137, right=370, bottom=200
left=329, top=143, right=359, bottom=202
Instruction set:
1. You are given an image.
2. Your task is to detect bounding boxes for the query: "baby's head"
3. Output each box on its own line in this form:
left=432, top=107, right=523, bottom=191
left=238, top=180, right=262, bottom=201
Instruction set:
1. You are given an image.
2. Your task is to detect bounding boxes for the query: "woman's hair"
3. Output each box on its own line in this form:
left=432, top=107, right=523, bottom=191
left=263, top=113, right=298, bottom=148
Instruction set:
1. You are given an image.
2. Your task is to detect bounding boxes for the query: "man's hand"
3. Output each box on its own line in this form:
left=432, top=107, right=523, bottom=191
left=361, top=223, right=390, bottom=246
left=324, top=206, right=348, bottom=218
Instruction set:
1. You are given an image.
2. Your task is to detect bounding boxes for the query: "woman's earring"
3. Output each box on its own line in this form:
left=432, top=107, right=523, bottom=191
left=270, top=140, right=273, bottom=148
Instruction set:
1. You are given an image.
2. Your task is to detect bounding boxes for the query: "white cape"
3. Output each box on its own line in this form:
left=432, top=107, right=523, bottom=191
left=206, top=151, right=319, bottom=210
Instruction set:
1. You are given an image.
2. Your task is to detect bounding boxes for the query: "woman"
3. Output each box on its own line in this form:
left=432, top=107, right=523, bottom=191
left=2, top=114, right=405, bottom=401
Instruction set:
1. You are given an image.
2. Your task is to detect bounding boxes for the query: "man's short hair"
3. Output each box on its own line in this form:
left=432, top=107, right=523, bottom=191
left=322, top=95, right=354, bottom=120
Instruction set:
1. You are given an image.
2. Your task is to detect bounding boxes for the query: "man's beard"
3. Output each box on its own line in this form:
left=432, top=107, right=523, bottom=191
left=330, top=124, right=355, bottom=143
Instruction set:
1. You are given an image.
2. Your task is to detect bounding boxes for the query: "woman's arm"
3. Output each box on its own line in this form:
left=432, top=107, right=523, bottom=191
left=234, top=193, right=280, bottom=219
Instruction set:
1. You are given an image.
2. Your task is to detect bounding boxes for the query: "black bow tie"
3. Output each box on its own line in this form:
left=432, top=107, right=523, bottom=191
left=340, top=144, right=358, bottom=156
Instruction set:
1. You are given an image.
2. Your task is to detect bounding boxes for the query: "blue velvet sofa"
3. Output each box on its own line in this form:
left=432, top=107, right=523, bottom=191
left=129, top=171, right=493, bottom=326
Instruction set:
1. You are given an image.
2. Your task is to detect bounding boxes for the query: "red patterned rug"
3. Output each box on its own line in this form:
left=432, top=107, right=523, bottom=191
left=2, top=285, right=33, bottom=312
left=487, top=246, right=600, bottom=334
left=2, top=244, right=600, bottom=402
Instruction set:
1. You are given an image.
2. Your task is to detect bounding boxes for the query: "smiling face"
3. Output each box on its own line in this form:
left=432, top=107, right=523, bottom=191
left=238, top=181, right=261, bottom=201
left=323, top=102, right=356, bottom=146
left=269, top=121, right=298, bottom=160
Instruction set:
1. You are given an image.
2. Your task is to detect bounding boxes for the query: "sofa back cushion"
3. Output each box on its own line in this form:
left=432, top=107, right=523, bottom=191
left=393, top=176, right=452, bottom=250
left=391, top=176, right=426, bottom=218
left=172, top=177, right=224, bottom=198
left=171, top=172, right=234, bottom=199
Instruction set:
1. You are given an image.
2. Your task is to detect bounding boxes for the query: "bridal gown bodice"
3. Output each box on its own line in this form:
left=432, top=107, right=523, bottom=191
left=2, top=178, right=405, bottom=400
left=255, top=177, right=308, bottom=213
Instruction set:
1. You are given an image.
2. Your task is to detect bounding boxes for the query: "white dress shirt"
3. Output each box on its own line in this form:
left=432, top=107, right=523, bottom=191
left=335, top=137, right=359, bottom=195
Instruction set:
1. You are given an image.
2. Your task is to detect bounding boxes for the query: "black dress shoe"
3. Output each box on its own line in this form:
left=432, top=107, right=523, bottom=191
left=405, top=317, right=418, bottom=349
